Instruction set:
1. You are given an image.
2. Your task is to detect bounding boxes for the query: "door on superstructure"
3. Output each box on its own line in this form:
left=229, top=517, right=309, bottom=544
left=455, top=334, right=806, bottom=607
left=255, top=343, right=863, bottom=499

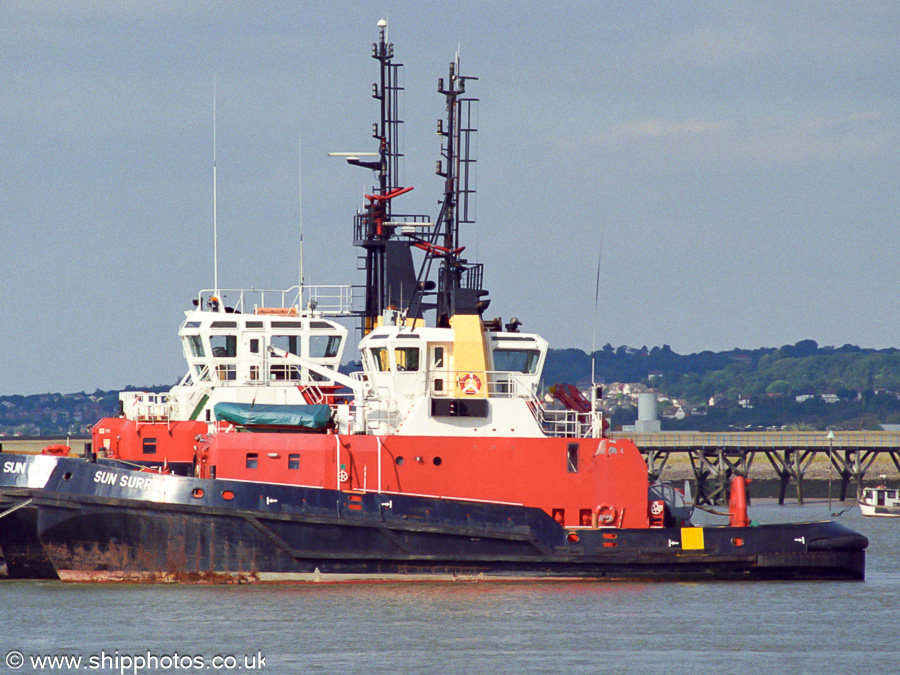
left=429, top=344, right=451, bottom=397
left=244, top=329, right=263, bottom=382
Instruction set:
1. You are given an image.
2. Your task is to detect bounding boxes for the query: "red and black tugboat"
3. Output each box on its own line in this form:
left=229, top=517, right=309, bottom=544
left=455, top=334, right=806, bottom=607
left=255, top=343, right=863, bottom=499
left=0, top=21, right=867, bottom=582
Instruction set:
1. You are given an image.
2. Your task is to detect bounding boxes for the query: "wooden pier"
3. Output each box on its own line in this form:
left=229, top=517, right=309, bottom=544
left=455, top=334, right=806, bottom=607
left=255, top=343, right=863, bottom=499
left=617, top=431, right=900, bottom=505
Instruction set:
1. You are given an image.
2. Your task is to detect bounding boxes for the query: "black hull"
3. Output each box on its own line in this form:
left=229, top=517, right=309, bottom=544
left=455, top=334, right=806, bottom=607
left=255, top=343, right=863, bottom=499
left=1, top=454, right=868, bottom=582
left=0, top=498, right=58, bottom=579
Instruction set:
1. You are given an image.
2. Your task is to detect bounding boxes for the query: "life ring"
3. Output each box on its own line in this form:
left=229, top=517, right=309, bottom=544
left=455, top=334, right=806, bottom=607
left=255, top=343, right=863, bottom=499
left=457, top=372, right=482, bottom=395
left=592, top=503, right=617, bottom=527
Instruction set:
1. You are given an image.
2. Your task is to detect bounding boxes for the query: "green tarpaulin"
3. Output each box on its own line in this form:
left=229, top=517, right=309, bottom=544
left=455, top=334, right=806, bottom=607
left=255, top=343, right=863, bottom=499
left=213, top=402, right=332, bottom=429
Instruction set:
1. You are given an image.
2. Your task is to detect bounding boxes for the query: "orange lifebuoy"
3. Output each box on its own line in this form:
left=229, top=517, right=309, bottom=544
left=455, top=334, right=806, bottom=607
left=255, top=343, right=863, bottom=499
left=592, top=503, right=617, bottom=528
left=457, top=372, right=482, bottom=395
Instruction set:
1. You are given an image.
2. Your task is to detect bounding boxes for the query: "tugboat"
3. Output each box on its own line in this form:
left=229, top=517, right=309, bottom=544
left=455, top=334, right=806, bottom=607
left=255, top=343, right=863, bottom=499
left=0, top=21, right=867, bottom=582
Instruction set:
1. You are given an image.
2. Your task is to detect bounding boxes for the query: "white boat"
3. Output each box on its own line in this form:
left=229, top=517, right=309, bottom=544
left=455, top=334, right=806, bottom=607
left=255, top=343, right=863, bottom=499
left=858, top=485, right=900, bottom=517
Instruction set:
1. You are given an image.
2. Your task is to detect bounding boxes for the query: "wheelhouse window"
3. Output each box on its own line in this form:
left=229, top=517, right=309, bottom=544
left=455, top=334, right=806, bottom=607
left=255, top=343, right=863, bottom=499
left=370, top=347, right=390, bottom=372
left=271, top=335, right=302, bottom=357
left=288, top=453, right=300, bottom=470
left=246, top=453, right=258, bottom=469
left=493, top=349, right=540, bottom=374
left=142, top=438, right=157, bottom=455
left=270, top=335, right=302, bottom=380
left=185, top=335, right=205, bottom=358
left=210, top=335, right=237, bottom=358
left=394, top=347, right=420, bottom=372
left=310, top=335, right=342, bottom=359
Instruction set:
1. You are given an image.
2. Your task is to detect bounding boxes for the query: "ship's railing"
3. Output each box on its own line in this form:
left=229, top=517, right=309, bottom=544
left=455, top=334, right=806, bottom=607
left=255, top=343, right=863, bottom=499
left=362, top=403, right=403, bottom=434
left=426, top=370, right=535, bottom=399
left=538, top=408, right=602, bottom=439
left=119, top=391, right=176, bottom=422
left=193, top=285, right=357, bottom=316
left=187, top=357, right=344, bottom=388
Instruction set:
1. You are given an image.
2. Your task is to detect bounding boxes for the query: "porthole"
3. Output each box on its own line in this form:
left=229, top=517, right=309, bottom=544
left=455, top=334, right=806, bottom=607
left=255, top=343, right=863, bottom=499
left=432, top=457, right=442, bottom=466
left=395, top=456, right=404, bottom=466
left=63, top=472, right=72, bottom=481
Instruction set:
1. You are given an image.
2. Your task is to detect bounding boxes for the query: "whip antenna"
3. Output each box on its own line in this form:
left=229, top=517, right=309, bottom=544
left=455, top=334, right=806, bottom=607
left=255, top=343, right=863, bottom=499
left=590, top=229, right=605, bottom=436
left=298, top=134, right=305, bottom=308
left=591, top=237, right=604, bottom=387
left=212, top=74, right=219, bottom=296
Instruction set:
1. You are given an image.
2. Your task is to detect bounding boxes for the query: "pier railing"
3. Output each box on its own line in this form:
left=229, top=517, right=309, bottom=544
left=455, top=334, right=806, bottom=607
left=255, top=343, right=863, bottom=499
left=617, top=430, right=900, bottom=450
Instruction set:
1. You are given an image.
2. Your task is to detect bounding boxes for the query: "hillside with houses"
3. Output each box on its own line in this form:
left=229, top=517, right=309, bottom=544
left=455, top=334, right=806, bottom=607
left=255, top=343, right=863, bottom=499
left=544, top=340, right=900, bottom=431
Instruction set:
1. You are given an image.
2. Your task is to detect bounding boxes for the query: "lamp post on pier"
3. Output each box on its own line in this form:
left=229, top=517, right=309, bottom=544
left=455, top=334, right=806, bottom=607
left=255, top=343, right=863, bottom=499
left=826, top=429, right=835, bottom=511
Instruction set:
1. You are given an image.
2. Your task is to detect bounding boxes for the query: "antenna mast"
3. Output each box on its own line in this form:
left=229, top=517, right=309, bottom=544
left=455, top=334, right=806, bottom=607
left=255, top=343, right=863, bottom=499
left=336, top=21, right=481, bottom=334
left=212, top=74, right=219, bottom=296
left=340, top=19, right=426, bottom=335
left=408, top=55, right=485, bottom=325
left=298, top=134, right=305, bottom=308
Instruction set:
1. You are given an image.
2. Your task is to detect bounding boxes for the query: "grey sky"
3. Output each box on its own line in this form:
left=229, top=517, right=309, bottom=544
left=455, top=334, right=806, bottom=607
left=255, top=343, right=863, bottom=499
left=2, top=2, right=898, bottom=395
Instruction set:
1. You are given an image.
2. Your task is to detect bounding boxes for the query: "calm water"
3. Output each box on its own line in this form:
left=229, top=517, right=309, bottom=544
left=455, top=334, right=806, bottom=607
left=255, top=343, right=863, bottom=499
left=2, top=503, right=898, bottom=675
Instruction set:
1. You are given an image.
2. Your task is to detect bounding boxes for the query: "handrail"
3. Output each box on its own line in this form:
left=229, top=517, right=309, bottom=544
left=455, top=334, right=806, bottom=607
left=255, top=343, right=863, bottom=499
left=194, top=285, right=356, bottom=316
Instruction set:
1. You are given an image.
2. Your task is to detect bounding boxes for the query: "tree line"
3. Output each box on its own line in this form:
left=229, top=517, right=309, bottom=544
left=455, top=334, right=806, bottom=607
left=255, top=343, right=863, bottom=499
left=542, top=340, right=900, bottom=431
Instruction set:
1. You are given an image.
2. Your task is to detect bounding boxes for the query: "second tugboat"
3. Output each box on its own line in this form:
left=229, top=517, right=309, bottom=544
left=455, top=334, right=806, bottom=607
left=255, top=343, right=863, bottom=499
left=0, top=21, right=867, bottom=582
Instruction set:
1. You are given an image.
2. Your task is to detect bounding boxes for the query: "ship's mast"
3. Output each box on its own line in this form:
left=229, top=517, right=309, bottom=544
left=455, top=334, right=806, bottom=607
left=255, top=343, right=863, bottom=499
left=408, top=56, right=486, bottom=325
left=345, top=19, right=416, bottom=335
left=339, top=21, right=486, bottom=334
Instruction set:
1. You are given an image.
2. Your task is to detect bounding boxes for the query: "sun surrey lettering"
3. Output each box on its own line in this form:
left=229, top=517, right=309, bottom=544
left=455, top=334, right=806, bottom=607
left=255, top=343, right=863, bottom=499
left=93, top=471, right=160, bottom=491
left=2, top=461, right=27, bottom=474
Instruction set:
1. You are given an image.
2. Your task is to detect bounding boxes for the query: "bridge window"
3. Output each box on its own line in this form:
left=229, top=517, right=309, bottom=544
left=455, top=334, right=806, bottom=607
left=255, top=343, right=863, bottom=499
left=186, top=335, right=204, bottom=358
left=142, top=438, right=157, bottom=455
left=394, top=347, right=420, bottom=372
left=246, top=453, right=258, bottom=469
left=371, top=347, right=390, bottom=372
left=493, top=349, right=540, bottom=374
left=271, top=335, right=302, bottom=357
left=210, top=335, right=236, bottom=358
left=310, top=335, right=342, bottom=358
left=288, top=453, right=300, bottom=470
left=271, top=335, right=302, bottom=380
